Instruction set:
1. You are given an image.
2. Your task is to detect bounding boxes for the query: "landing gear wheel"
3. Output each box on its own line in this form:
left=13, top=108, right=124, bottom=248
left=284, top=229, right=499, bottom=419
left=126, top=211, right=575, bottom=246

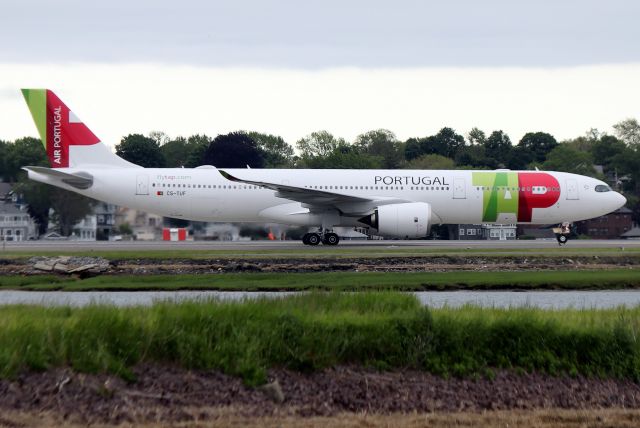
left=306, top=233, right=321, bottom=246
left=553, top=222, right=571, bottom=246
left=323, top=232, right=340, bottom=246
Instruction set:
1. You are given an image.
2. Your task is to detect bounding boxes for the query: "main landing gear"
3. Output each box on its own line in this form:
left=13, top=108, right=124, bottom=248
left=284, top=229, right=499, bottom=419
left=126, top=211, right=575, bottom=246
left=553, top=222, right=572, bottom=246
left=302, top=231, right=340, bottom=246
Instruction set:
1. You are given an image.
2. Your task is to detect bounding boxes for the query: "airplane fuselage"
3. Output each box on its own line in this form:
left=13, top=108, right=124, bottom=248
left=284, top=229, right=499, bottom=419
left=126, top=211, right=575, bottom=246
left=28, top=167, right=626, bottom=229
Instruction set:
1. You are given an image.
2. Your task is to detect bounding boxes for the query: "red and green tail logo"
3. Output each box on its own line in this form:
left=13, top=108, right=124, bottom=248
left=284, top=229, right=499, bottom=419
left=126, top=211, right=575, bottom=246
left=21, top=89, right=100, bottom=168
left=472, top=172, right=560, bottom=222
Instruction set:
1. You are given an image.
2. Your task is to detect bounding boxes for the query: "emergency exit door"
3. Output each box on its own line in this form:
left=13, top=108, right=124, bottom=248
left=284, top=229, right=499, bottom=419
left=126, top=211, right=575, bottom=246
left=453, top=177, right=466, bottom=199
left=565, top=179, right=579, bottom=200
left=136, top=174, right=149, bottom=195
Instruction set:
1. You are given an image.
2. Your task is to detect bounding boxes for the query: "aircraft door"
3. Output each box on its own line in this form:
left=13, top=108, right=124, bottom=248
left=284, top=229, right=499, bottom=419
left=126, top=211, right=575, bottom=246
left=565, top=179, right=579, bottom=200
left=136, top=174, right=149, bottom=195
left=453, top=177, right=466, bottom=199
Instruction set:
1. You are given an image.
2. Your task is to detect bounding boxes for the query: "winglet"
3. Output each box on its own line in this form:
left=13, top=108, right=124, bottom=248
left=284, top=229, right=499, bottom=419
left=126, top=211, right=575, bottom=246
left=218, top=170, right=241, bottom=182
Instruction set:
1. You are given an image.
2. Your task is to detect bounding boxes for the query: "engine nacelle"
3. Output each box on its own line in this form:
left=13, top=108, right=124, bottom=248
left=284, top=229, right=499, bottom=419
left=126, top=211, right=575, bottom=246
left=359, top=202, right=431, bottom=238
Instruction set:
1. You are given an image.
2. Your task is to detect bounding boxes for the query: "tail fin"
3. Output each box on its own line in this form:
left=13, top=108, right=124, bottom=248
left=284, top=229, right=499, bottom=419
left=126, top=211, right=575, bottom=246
left=21, top=89, right=138, bottom=168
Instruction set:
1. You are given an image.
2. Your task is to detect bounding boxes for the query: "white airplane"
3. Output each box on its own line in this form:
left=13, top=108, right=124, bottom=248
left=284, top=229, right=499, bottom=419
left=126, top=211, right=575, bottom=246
left=21, top=89, right=626, bottom=245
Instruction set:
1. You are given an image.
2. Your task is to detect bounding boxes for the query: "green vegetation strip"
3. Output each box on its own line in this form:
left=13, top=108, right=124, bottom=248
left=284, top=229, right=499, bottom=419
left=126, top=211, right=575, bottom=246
left=2, top=269, right=640, bottom=291
left=1, top=293, right=639, bottom=384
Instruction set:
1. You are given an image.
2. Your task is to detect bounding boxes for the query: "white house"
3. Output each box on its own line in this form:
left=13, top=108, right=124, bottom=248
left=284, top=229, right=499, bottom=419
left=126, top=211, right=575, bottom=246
left=0, top=202, right=37, bottom=241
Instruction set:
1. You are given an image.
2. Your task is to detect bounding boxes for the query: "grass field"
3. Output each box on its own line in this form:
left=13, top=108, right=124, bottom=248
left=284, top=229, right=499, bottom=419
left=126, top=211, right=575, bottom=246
left=0, top=293, right=639, bottom=384
left=1, top=269, right=639, bottom=291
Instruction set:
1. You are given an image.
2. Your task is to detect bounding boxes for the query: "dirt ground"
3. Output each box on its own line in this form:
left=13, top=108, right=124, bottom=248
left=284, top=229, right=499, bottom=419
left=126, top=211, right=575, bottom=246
left=2, top=254, right=640, bottom=276
left=1, top=365, right=639, bottom=426
left=3, top=408, right=640, bottom=428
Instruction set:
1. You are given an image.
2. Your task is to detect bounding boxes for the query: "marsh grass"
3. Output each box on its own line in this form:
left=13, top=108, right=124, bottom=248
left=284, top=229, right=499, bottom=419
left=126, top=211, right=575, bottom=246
left=1, top=269, right=639, bottom=291
left=0, top=293, right=639, bottom=384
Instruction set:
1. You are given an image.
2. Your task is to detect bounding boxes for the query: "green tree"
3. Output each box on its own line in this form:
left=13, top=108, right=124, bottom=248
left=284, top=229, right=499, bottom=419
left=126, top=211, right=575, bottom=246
left=298, top=142, right=382, bottom=169
left=591, top=135, right=626, bottom=172
left=203, top=132, right=264, bottom=168
left=613, top=118, right=640, bottom=147
left=404, top=137, right=423, bottom=161
left=506, top=145, right=534, bottom=170
left=118, top=223, right=133, bottom=235
left=295, top=130, right=382, bottom=169
left=354, top=129, right=404, bottom=168
left=161, top=137, right=190, bottom=168
left=3, top=137, right=49, bottom=182
left=518, top=132, right=558, bottom=163
left=428, top=127, right=465, bottom=158
left=14, top=178, right=51, bottom=235
left=296, top=131, right=344, bottom=159
left=542, top=144, right=597, bottom=176
left=467, top=127, right=487, bottom=145
left=405, top=154, right=455, bottom=170
left=148, top=130, right=170, bottom=146
left=247, top=132, right=295, bottom=168
left=454, top=145, right=491, bottom=168
left=0, top=140, right=8, bottom=179
left=116, top=134, right=166, bottom=167
left=483, top=130, right=512, bottom=167
left=184, top=134, right=212, bottom=168
left=49, top=188, right=95, bottom=236
left=1, top=138, right=52, bottom=235
left=403, top=128, right=465, bottom=161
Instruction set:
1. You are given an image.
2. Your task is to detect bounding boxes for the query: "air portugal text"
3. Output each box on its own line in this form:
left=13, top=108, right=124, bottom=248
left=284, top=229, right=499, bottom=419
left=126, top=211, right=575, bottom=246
left=374, top=175, right=449, bottom=186
left=51, top=106, right=63, bottom=165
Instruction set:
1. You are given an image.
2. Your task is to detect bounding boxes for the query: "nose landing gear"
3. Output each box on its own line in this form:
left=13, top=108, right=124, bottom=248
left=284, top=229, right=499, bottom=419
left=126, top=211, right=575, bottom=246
left=553, top=222, right=572, bottom=246
left=302, top=231, right=340, bottom=246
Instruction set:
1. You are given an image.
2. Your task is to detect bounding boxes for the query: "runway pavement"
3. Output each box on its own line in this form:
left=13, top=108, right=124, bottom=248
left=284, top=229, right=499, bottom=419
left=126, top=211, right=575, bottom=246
left=2, top=239, right=639, bottom=252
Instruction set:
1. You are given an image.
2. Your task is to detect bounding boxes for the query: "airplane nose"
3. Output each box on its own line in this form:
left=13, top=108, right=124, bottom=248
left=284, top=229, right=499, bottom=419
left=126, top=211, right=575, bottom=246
left=614, top=192, right=627, bottom=209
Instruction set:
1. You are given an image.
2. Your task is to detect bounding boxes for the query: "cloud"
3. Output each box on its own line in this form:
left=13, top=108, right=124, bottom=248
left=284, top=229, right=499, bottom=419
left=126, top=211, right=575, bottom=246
left=3, top=63, right=639, bottom=147
left=4, top=0, right=640, bottom=68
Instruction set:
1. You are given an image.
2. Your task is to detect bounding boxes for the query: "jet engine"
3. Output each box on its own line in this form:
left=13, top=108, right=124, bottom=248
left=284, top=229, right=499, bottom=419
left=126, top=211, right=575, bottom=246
left=358, top=202, right=431, bottom=238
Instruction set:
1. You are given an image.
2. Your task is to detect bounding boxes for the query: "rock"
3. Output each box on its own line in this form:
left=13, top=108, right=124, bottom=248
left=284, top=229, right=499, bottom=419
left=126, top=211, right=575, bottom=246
left=68, top=264, right=99, bottom=273
left=53, top=263, right=69, bottom=273
left=259, top=380, right=285, bottom=403
left=33, top=262, right=54, bottom=272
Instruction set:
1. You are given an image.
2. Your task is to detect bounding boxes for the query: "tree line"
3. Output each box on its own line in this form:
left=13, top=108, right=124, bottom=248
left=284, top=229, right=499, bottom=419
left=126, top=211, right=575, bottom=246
left=1, top=118, right=639, bottom=235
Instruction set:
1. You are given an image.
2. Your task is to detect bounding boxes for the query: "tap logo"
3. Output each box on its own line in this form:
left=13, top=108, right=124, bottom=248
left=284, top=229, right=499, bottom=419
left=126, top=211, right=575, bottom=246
left=472, top=172, right=560, bottom=222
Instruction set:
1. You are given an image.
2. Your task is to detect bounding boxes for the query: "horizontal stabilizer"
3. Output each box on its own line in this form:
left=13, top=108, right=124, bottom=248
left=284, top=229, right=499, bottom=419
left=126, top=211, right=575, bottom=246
left=22, top=166, right=93, bottom=189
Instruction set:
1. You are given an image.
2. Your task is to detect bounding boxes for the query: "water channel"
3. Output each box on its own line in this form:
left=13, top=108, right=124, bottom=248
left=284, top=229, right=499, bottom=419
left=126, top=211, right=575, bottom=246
left=1, top=290, right=640, bottom=309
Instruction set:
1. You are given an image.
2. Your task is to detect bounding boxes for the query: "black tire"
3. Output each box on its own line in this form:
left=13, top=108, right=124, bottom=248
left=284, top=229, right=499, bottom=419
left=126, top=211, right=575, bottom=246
left=307, top=233, right=321, bottom=246
left=302, top=233, right=310, bottom=245
left=558, top=234, right=568, bottom=244
left=323, top=233, right=340, bottom=246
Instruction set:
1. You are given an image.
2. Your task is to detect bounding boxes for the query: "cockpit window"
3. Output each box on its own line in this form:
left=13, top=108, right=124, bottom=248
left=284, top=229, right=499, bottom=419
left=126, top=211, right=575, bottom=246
left=595, top=185, right=611, bottom=192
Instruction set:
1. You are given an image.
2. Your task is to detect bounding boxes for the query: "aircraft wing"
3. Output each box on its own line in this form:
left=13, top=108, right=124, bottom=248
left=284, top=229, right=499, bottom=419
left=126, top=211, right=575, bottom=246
left=22, top=166, right=93, bottom=189
left=219, top=170, right=373, bottom=205
left=218, top=170, right=415, bottom=216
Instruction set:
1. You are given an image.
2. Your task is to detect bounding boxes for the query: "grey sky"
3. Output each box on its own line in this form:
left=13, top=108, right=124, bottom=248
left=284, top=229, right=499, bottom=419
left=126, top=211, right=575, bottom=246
left=5, top=0, right=639, bottom=68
